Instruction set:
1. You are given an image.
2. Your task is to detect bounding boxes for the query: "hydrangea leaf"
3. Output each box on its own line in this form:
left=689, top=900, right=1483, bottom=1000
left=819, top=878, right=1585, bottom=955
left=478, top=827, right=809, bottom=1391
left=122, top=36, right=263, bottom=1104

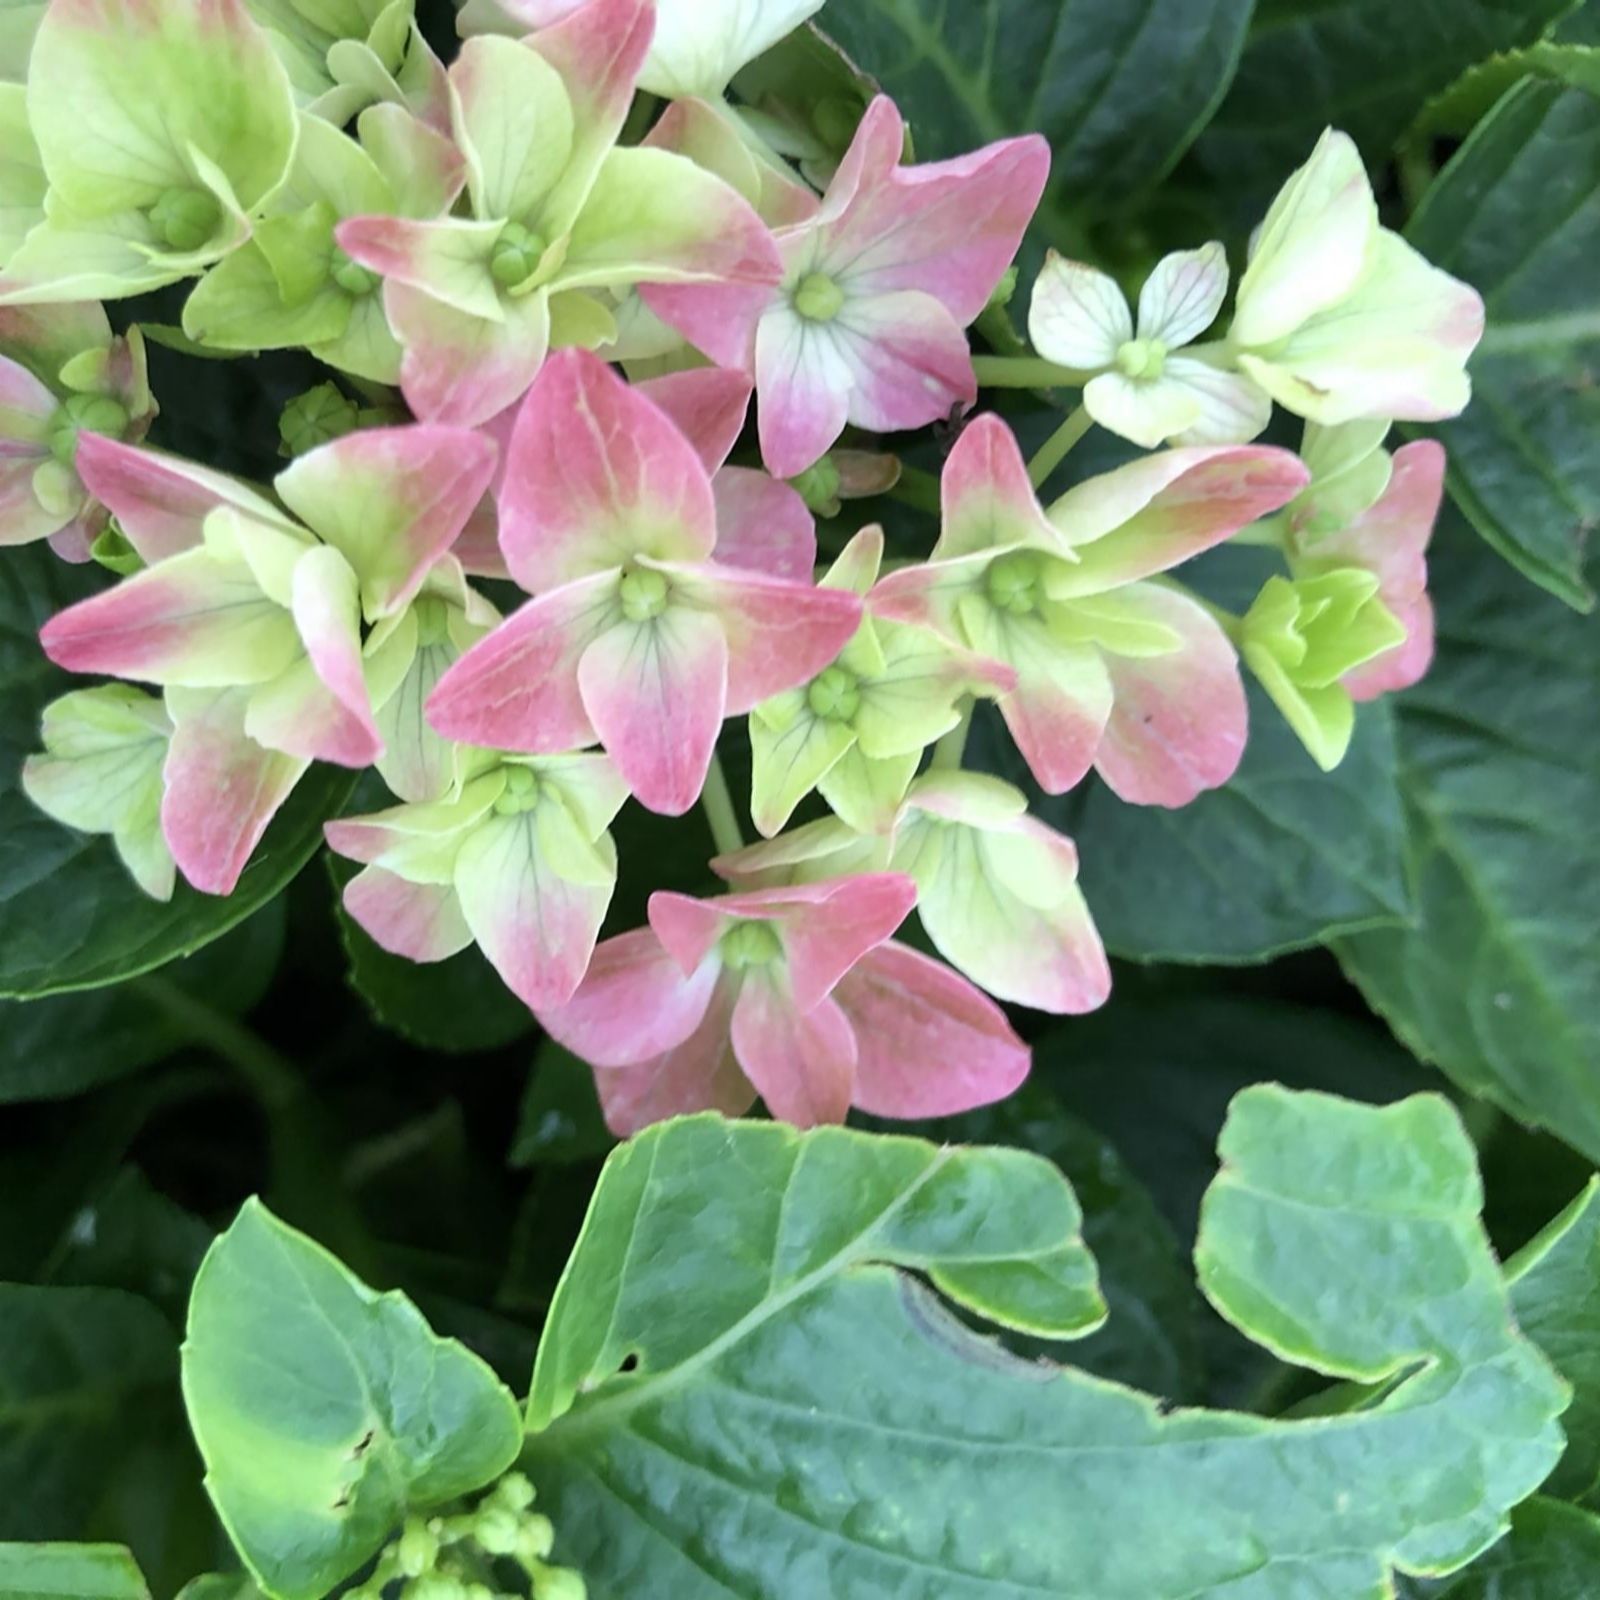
left=0, top=1543, right=151, bottom=1600
left=1195, top=0, right=1577, bottom=219
left=1406, top=77, right=1600, bottom=612
left=822, top=0, right=1253, bottom=237
left=0, top=545, right=353, bottom=998
left=523, top=1092, right=1564, bottom=1596
left=181, top=1199, right=523, bottom=1600
left=1336, top=516, right=1600, bottom=1161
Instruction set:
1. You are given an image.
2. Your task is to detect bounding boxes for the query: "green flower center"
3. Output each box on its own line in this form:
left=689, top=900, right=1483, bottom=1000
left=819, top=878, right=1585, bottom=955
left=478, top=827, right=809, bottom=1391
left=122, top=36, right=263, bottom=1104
left=618, top=565, right=670, bottom=623
left=806, top=663, right=861, bottom=722
left=329, top=247, right=379, bottom=297
left=412, top=594, right=450, bottom=648
left=794, top=272, right=845, bottom=322
left=493, top=765, right=543, bottom=815
left=721, top=920, right=782, bottom=969
left=278, top=383, right=359, bottom=458
left=490, top=222, right=547, bottom=290
left=147, top=186, right=221, bottom=253
left=48, top=393, right=130, bottom=464
left=985, top=550, right=1044, bottom=615
left=1114, top=337, right=1168, bottom=380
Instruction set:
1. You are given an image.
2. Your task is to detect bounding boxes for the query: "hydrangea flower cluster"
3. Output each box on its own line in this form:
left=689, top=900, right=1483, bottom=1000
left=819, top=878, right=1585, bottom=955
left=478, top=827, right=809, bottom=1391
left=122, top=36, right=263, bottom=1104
left=4, top=0, right=1481, bottom=1134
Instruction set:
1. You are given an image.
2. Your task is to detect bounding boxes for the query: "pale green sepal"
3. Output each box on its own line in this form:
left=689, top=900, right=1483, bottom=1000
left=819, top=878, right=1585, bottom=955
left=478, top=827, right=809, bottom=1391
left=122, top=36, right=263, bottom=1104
left=312, top=293, right=401, bottom=383
left=821, top=526, right=884, bottom=596
left=205, top=506, right=315, bottom=609
left=21, top=684, right=175, bottom=900
left=816, top=744, right=918, bottom=836
left=183, top=241, right=351, bottom=353
left=526, top=752, right=629, bottom=842
left=749, top=706, right=856, bottom=838
left=548, top=288, right=617, bottom=352
left=0, top=80, right=45, bottom=262
left=1049, top=591, right=1184, bottom=658
left=255, top=203, right=337, bottom=304
left=1243, top=639, right=1355, bottom=773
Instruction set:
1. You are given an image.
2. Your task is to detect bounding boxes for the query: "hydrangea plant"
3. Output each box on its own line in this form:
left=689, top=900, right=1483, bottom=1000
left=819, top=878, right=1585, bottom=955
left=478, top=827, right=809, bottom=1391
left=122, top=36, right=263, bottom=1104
left=3, top=1, right=1598, bottom=1597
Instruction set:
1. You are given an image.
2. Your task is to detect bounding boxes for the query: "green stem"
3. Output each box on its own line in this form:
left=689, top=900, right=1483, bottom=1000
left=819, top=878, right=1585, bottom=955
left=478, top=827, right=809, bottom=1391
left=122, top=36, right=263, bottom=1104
left=1156, top=575, right=1243, bottom=644
left=701, top=752, right=745, bottom=855
left=1232, top=514, right=1288, bottom=550
left=1029, top=405, right=1093, bottom=489
left=971, top=355, right=1090, bottom=389
left=886, top=464, right=941, bottom=515
left=130, top=974, right=301, bottom=1111
left=930, top=701, right=972, bottom=770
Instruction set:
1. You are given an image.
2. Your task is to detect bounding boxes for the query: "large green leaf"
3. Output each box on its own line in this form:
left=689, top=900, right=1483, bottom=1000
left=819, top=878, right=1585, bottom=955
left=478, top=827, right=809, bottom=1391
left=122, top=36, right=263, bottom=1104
left=0, top=902, right=285, bottom=1103
left=1194, top=0, right=1576, bottom=217
left=181, top=1200, right=523, bottom=1600
left=1337, top=517, right=1600, bottom=1161
left=1407, top=78, right=1600, bottom=611
left=974, top=685, right=1411, bottom=963
left=524, top=1094, right=1565, bottom=1598
left=0, top=1543, right=150, bottom=1600
left=0, top=546, right=353, bottom=999
left=1429, top=1499, right=1600, bottom=1597
left=0, top=1287, right=177, bottom=1543
left=820, top=0, right=1253, bottom=235
left=1507, top=1181, right=1600, bottom=1505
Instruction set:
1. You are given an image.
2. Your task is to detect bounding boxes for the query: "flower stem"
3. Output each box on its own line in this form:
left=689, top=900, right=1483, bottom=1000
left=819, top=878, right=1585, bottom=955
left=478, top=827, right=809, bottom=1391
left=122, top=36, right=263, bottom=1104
left=886, top=464, right=941, bottom=514
left=131, top=974, right=301, bottom=1111
left=1028, top=405, right=1093, bottom=489
left=701, top=751, right=745, bottom=855
left=930, top=701, right=972, bottom=770
left=971, top=355, right=1090, bottom=389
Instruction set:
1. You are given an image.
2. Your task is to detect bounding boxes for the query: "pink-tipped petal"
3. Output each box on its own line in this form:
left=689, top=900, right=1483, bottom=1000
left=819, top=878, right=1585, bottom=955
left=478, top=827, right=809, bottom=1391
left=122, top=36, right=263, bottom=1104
left=1047, top=445, right=1309, bottom=597
left=590, top=973, right=752, bottom=1136
left=938, top=411, right=1063, bottom=559
left=343, top=865, right=474, bottom=963
left=576, top=606, right=728, bottom=815
left=640, top=276, right=774, bottom=372
left=500, top=348, right=718, bottom=592
left=335, top=215, right=503, bottom=320
left=38, top=550, right=299, bottom=687
left=997, top=624, right=1114, bottom=796
left=647, top=888, right=734, bottom=979
left=833, top=290, right=977, bottom=435
left=1092, top=583, right=1248, bottom=806
left=636, top=367, right=753, bottom=474
left=1314, top=440, right=1444, bottom=701
left=74, top=435, right=281, bottom=564
left=0, top=355, right=57, bottom=442
left=824, top=102, right=1048, bottom=326
left=777, top=872, right=916, bottom=1011
left=730, top=974, right=856, bottom=1128
left=839, top=941, right=1031, bottom=1118
left=663, top=560, right=861, bottom=712
left=426, top=570, right=615, bottom=752
left=753, top=307, right=853, bottom=479
left=274, top=425, right=498, bottom=619
left=710, top=467, right=816, bottom=581
left=384, top=278, right=551, bottom=429
left=161, top=687, right=309, bottom=896
left=538, top=925, right=721, bottom=1068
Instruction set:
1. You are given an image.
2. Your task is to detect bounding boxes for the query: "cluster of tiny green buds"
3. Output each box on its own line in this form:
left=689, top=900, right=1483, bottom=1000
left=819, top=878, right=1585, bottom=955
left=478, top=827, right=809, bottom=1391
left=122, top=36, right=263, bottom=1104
left=346, top=1474, right=585, bottom=1600
left=147, top=186, right=222, bottom=252
left=278, top=384, right=364, bottom=457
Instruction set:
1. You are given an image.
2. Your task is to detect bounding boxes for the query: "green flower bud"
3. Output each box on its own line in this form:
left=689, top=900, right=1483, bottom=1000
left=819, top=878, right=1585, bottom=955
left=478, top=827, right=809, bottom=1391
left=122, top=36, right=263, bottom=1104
left=806, top=663, right=860, bottom=723
left=493, top=764, right=543, bottom=816
left=491, top=222, right=547, bottom=290
left=491, top=1472, right=536, bottom=1512
left=1114, top=337, right=1167, bottom=380
left=793, top=272, right=845, bottom=322
left=529, top=1564, right=586, bottom=1600
left=397, top=1518, right=441, bottom=1578
left=147, top=186, right=222, bottom=252
left=279, top=383, right=360, bottom=458
left=987, top=266, right=1019, bottom=314
left=90, top=521, right=144, bottom=577
left=811, top=95, right=862, bottom=154
left=330, top=246, right=380, bottom=297
left=985, top=550, right=1042, bottom=616
left=472, top=1505, right=522, bottom=1557
left=48, top=392, right=130, bottom=464
left=618, top=565, right=670, bottom=623
left=720, top=920, right=782, bottom=970
left=789, top=455, right=842, bottom=515
left=516, top=1514, right=555, bottom=1564
left=407, top=1572, right=468, bottom=1600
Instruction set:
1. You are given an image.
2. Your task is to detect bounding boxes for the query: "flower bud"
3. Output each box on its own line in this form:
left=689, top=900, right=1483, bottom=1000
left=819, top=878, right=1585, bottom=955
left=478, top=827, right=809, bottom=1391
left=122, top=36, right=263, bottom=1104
left=48, top=393, right=130, bottom=464
left=330, top=246, right=380, bottom=297
left=811, top=95, right=862, bottom=154
left=793, top=272, right=845, bottom=322
left=279, top=383, right=360, bottom=457
left=90, top=521, right=144, bottom=577
left=789, top=455, right=842, bottom=515
left=529, top=1563, right=586, bottom=1600
left=490, top=222, right=547, bottom=289
left=147, top=186, right=221, bottom=252
left=397, top=1517, right=441, bottom=1577
left=720, top=920, right=782, bottom=969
